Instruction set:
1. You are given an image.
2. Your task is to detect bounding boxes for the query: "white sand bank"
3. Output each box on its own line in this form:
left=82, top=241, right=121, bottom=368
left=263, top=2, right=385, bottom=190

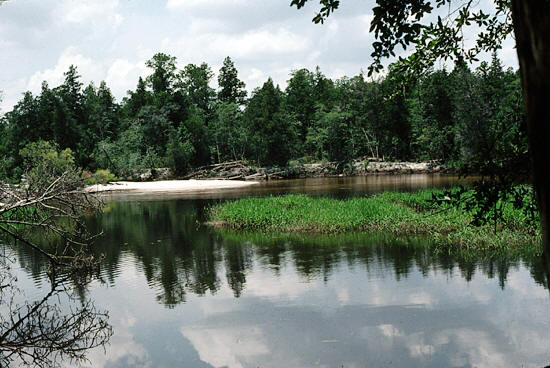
left=86, top=180, right=259, bottom=194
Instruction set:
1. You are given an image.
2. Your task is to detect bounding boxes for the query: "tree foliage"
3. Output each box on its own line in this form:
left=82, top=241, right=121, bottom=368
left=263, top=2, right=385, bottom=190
left=218, top=56, right=247, bottom=105
left=245, top=78, right=297, bottom=166
left=291, top=0, right=513, bottom=77
left=289, top=0, right=543, bottom=237
left=0, top=52, right=526, bottom=179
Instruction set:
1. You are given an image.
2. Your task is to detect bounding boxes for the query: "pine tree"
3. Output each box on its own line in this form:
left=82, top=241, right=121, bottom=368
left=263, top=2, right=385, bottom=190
left=217, top=56, right=247, bottom=105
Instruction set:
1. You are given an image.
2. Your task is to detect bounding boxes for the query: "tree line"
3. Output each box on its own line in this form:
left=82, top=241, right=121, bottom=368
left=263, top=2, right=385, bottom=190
left=0, top=52, right=527, bottom=181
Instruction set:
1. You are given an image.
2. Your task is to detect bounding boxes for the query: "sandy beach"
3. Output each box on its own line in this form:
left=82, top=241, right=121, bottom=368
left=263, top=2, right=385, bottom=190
left=86, top=179, right=259, bottom=194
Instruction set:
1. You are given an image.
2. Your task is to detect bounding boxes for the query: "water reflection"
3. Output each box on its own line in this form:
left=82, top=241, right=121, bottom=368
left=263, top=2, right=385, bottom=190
left=6, top=191, right=550, bottom=367
left=0, top=250, right=112, bottom=367
left=20, top=198, right=548, bottom=306
left=97, top=201, right=549, bottom=302
left=101, top=174, right=476, bottom=201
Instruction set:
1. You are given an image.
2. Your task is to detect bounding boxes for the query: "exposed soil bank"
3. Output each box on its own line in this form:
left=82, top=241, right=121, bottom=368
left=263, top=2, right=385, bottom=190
left=180, top=160, right=446, bottom=181
left=86, top=179, right=259, bottom=194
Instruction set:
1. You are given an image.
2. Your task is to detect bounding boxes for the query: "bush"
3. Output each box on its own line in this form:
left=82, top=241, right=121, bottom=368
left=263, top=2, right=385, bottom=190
left=83, top=169, right=118, bottom=185
left=94, top=130, right=165, bottom=180
left=166, top=126, right=195, bottom=175
left=19, top=141, right=81, bottom=190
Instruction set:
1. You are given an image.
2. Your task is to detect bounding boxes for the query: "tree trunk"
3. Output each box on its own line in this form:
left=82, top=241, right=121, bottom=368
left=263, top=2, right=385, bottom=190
left=510, top=1, right=550, bottom=266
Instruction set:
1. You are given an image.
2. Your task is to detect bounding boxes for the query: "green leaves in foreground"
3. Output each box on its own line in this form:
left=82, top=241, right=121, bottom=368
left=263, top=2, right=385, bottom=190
left=209, top=190, right=541, bottom=253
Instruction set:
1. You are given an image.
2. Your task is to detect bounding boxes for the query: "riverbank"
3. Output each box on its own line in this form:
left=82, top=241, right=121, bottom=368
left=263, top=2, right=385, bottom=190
left=123, top=160, right=447, bottom=181
left=208, top=190, right=541, bottom=253
left=181, top=160, right=446, bottom=181
left=86, top=179, right=259, bottom=194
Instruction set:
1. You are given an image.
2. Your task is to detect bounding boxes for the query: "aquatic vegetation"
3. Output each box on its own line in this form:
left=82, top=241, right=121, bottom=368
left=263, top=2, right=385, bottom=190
left=208, top=189, right=542, bottom=253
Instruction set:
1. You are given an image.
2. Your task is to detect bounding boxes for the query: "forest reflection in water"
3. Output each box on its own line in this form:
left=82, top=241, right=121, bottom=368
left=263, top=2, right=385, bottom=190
left=3, top=175, right=550, bottom=367
left=80, top=199, right=548, bottom=307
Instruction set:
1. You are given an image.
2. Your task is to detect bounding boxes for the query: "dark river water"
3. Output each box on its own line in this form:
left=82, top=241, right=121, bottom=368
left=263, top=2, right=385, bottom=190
left=4, top=175, right=550, bottom=367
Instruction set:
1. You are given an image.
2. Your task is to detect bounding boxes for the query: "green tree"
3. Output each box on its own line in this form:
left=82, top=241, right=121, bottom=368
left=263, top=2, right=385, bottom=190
left=217, top=56, right=247, bottom=105
left=35, top=82, right=58, bottom=143
left=312, top=66, right=336, bottom=110
left=145, top=53, right=178, bottom=106
left=210, top=102, right=248, bottom=163
left=95, top=81, right=119, bottom=139
left=451, top=55, right=526, bottom=181
left=290, top=0, right=550, bottom=261
left=95, top=121, right=163, bottom=178
left=306, top=106, right=354, bottom=164
left=409, top=69, right=455, bottom=161
left=81, top=81, right=119, bottom=168
left=166, top=126, right=195, bottom=175
left=378, top=68, right=412, bottom=159
left=245, top=78, right=297, bottom=166
left=143, top=54, right=190, bottom=129
left=5, top=91, right=39, bottom=151
left=179, top=63, right=216, bottom=116
left=19, top=140, right=78, bottom=191
left=181, top=107, right=211, bottom=167
left=285, top=68, right=316, bottom=146
left=137, top=105, right=173, bottom=157
left=146, top=53, right=181, bottom=119
left=332, top=73, right=384, bottom=160
left=0, top=91, right=10, bottom=179
left=52, top=65, right=86, bottom=165
left=123, top=77, right=152, bottom=118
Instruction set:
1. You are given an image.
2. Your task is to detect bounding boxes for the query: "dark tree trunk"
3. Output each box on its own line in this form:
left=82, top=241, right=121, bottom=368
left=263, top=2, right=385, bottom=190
left=510, top=1, right=550, bottom=267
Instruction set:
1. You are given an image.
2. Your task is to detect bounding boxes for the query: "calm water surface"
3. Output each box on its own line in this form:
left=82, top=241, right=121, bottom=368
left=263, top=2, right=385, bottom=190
left=5, top=175, right=550, bottom=367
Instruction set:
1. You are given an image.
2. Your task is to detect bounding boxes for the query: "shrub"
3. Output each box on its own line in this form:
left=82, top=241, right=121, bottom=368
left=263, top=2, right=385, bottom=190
left=19, top=141, right=81, bottom=190
left=83, top=169, right=118, bottom=185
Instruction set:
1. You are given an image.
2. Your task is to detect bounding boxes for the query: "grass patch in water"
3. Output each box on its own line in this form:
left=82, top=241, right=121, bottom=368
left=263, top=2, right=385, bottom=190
left=208, top=189, right=541, bottom=253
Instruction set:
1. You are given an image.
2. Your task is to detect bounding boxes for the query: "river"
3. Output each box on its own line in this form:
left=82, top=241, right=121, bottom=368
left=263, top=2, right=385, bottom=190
left=3, top=174, right=550, bottom=367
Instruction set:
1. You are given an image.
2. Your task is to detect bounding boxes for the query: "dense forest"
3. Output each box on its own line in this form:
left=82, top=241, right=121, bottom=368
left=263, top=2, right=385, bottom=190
left=0, top=52, right=527, bottom=181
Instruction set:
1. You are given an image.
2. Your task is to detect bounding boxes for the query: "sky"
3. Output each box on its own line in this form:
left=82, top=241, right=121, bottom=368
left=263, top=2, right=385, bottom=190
left=0, top=0, right=518, bottom=113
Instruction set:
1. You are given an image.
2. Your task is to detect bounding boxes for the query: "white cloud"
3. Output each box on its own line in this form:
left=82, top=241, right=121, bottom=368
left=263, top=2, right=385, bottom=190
left=26, top=47, right=103, bottom=94
left=105, top=59, right=148, bottom=98
left=434, top=329, right=507, bottom=367
left=378, top=324, right=404, bottom=338
left=187, top=18, right=228, bottom=35
left=406, top=333, right=436, bottom=359
left=167, top=0, right=248, bottom=11
left=83, top=315, right=151, bottom=368
left=58, top=0, right=124, bottom=26
left=358, top=14, right=374, bottom=36
left=242, top=263, right=319, bottom=299
left=245, top=68, right=265, bottom=87
left=162, top=27, right=309, bottom=61
left=181, top=326, right=269, bottom=368
left=0, top=0, right=519, bottom=112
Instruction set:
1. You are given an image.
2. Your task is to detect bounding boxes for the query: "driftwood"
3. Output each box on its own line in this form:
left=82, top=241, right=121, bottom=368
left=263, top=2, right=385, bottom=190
left=0, top=170, right=102, bottom=269
left=181, top=160, right=446, bottom=181
left=183, top=160, right=249, bottom=180
left=0, top=172, right=112, bottom=367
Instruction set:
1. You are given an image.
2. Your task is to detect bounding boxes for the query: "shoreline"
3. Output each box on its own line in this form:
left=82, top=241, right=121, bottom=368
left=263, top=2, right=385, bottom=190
left=86, top=179, right=259, bottom=194
left=123, top=160, right=448, bottom=182
left=182, top=160, right=447, bottom=181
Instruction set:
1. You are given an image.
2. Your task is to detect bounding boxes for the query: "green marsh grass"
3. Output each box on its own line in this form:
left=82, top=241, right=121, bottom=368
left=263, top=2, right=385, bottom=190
left=208, top=189, right=542, bottom=254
